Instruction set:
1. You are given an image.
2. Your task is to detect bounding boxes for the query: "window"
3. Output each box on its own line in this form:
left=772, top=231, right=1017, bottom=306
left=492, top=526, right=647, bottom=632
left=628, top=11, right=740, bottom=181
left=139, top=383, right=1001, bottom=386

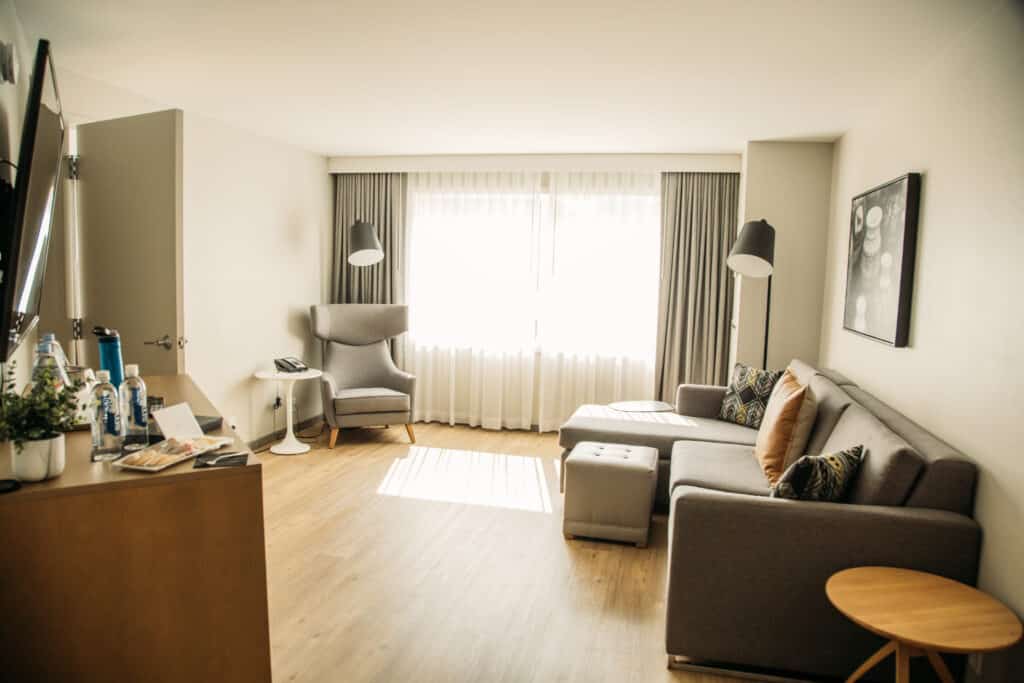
left=405, top=171, right=661, bottom=430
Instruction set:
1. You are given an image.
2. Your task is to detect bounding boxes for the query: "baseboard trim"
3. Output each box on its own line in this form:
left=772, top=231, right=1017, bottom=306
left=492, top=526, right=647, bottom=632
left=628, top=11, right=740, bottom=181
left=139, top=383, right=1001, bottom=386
left=248, top=415, right=325, bottom=450
left=666, top=656, right=826, bottom=683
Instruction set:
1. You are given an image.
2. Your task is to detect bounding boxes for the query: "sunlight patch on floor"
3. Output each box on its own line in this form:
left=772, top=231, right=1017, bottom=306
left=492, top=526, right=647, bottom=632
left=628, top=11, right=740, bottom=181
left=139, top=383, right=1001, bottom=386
left=377, top=446, right=553, bottom=513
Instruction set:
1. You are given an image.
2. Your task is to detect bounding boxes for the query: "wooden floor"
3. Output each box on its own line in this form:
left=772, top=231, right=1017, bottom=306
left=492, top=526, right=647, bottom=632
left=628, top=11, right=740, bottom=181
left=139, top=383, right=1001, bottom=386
left=259, top=423, right=742, bottom=683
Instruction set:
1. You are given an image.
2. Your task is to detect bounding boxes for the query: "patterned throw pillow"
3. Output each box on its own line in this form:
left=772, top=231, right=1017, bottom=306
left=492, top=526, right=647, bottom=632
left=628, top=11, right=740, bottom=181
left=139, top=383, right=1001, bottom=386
left=771, top=446, right=865, bottom=502
left=719, top=363, right=783, bottom=429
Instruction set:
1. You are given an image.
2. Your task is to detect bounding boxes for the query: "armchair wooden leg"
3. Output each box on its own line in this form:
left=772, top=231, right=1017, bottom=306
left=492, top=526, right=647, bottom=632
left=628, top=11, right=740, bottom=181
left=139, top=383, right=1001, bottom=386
left=404, top=424, right=416, bottom=444
left=328, top=428, right=339, bottom=449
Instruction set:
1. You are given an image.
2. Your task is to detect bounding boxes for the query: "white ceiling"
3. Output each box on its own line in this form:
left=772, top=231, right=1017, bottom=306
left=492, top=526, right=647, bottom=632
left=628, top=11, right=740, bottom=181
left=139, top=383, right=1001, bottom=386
left=16, top=0, right=997, bottom=156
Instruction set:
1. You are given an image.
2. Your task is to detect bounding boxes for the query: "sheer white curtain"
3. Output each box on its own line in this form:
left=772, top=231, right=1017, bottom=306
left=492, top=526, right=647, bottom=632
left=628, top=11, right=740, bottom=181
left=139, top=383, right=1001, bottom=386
left=535, top=172, right=660, bottom=430
left=405, top=171, right=660, bottom=432
left=406, top=172, right=541, bottom=430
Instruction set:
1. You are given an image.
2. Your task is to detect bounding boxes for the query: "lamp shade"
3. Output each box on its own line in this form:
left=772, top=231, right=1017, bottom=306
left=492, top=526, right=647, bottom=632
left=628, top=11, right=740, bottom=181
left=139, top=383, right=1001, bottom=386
left=348, top=220, right=384, bottom=266
left=727, top=219, right=775, bottom=278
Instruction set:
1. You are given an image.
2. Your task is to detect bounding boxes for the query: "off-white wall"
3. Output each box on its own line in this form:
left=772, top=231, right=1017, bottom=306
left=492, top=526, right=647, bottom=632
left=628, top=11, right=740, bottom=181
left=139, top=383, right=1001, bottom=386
left=182, top=113, right=331, bottom=442
left=57, top=66, right=166, bottom=128
left=731, top=141, right=834, bottom=369
left=819, top=2, right=1024, bottom=678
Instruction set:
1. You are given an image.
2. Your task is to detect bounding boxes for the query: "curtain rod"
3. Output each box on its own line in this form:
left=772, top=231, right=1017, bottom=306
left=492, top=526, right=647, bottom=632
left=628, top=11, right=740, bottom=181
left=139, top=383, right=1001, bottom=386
left=327, top=154, right=741, bottom=174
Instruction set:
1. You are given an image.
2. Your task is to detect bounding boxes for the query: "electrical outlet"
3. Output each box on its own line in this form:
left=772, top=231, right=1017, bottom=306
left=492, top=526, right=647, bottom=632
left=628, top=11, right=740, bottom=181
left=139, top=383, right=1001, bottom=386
left=969, top=652, right=984, bottom=676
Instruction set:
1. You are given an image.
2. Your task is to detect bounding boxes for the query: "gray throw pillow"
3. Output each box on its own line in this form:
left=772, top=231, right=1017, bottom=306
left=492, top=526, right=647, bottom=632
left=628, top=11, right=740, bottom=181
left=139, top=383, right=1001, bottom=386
left=771, top=446, right=864, bottom=502
left=719, top=363, right=783, bottom=429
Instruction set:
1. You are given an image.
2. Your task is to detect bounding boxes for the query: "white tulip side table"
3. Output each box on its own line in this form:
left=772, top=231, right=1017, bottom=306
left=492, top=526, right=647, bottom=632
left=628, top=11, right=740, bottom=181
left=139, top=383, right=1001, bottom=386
left=253, top=368, right=323, bottom=455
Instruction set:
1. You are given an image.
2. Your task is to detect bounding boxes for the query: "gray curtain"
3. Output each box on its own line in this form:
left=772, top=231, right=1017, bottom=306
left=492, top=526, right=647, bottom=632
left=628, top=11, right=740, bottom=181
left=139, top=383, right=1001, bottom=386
left=655, top=172, right=740, bottom=400
left=333, top=173, right=408, bottom=305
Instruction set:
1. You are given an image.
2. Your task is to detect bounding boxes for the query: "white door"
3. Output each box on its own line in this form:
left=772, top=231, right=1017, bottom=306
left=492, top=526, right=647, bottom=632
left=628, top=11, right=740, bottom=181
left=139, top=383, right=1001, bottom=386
left=76, top=110, right=184, bottom=374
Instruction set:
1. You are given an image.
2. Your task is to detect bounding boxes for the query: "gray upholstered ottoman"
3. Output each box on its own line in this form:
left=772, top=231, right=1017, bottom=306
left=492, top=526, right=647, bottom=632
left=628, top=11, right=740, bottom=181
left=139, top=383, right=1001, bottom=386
left=562, top=442, right=658, bottom=548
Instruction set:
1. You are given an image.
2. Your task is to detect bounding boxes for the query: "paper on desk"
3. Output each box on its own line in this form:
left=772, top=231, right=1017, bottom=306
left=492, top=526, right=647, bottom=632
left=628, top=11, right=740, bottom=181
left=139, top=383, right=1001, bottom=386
left=152, top=402, right=205, bottom=439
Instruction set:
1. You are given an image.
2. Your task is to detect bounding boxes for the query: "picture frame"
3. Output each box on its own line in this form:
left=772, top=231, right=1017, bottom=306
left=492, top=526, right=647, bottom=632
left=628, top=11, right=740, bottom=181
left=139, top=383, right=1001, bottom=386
left=842, top=173, right=921, bottom=347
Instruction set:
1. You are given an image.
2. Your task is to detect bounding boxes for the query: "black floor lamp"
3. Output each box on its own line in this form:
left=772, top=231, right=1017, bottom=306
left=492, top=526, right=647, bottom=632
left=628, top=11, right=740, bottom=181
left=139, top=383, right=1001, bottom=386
left=727, top=219, right=776, bottom=369
left=348, top=220, right=384, bottom=266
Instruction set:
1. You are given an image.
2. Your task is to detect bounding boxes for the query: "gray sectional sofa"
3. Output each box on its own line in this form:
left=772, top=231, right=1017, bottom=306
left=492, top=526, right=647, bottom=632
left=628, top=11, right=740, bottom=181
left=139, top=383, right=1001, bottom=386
left=557, top=359, right=980, bottom=681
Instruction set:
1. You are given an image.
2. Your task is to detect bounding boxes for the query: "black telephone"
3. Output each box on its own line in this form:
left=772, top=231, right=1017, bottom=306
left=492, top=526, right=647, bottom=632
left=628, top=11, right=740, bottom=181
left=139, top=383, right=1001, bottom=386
left=274, top=357, right=309, bottom=373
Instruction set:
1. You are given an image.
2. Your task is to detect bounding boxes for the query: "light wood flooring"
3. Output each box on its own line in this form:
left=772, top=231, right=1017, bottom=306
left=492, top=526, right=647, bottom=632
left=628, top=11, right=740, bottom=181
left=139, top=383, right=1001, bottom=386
left=259, top=422, right=742, bottom=683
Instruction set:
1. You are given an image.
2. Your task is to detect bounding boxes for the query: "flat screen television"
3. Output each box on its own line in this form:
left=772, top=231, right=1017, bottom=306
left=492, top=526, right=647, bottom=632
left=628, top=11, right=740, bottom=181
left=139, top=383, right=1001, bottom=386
left=0, top=39, right=65, bottom=362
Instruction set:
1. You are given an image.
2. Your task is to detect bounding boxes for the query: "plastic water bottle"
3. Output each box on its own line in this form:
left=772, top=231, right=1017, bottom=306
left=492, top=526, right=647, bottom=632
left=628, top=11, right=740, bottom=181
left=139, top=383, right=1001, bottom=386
left=32, top=340, right=71, bottom=388
left=90, top=370, right=124, bottom=461
left=119, top=364, right=148, bottom=451
left=39, top=333, right=70, bottom=370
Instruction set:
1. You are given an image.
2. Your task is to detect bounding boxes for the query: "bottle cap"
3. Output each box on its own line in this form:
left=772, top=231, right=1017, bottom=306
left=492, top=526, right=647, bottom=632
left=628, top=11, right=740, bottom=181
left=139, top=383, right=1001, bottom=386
left=125, top=364, right=139, bottom=378
left=41, top=333, right=56, bottom=342
left=96, top=370, right=111, bottom=382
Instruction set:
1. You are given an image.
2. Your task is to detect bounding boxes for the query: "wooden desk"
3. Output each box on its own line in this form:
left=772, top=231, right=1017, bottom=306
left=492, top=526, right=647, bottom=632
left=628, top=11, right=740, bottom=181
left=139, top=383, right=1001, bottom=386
left=827, top=566, right=1023, bottom=683
left=0, top=374, right=271, bottom=683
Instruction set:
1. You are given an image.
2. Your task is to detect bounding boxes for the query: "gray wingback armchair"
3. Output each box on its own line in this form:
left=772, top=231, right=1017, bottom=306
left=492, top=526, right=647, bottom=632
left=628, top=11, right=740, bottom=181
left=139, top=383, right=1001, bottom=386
left=310, top=304, right=416, bottom=448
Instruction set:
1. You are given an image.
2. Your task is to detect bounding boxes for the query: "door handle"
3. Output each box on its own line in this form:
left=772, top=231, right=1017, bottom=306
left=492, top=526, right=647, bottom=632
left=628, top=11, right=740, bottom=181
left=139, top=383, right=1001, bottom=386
left=144, top=335, right=174, bottom=351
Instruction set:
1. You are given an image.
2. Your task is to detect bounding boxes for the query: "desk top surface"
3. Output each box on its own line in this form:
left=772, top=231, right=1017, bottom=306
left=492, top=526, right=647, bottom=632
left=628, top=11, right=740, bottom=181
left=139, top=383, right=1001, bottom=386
left=0, top=374, right=258, bottom=503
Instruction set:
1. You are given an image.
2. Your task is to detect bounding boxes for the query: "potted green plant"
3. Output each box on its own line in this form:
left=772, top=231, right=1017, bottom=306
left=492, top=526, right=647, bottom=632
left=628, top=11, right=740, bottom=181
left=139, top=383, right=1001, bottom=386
left=0, top=364, right=82, bottom=482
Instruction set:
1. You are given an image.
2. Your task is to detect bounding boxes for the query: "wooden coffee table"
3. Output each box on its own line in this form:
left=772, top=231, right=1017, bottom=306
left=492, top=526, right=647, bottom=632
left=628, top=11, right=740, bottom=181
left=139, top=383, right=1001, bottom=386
left=826, top=567, right=1022, bottom=683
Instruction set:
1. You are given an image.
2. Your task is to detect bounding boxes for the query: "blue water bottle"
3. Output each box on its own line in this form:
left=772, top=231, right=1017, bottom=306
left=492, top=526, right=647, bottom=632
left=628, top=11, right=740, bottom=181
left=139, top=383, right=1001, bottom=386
left=93, top=326, right=125, bottom=389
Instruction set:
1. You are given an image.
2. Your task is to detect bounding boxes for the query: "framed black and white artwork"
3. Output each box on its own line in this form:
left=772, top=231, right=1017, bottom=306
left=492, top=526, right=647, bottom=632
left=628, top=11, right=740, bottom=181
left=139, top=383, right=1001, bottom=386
left=843, top=173, right=921, bottom=347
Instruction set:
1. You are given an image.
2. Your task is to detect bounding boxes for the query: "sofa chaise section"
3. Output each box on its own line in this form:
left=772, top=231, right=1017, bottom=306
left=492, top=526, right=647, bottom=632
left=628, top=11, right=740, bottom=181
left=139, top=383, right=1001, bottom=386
left=558, top=394, right=757, bottom=503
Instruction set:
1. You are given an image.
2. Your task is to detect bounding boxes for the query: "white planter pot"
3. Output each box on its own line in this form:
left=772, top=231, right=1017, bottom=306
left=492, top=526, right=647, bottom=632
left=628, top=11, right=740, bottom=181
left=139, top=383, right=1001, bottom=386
left=11, top=434, right=66, bottom=482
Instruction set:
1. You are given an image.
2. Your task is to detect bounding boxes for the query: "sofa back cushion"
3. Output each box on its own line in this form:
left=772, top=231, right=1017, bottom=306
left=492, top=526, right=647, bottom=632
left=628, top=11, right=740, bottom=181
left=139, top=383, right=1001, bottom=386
left=845, top=387, right=976, bottom=515
left=821, top=403, right=924, bottom=506
left=819, top=367, right=857, bottom=387
left=786, top=358, right=819, bottom=385
left=804, top=374, right=854, bottom=455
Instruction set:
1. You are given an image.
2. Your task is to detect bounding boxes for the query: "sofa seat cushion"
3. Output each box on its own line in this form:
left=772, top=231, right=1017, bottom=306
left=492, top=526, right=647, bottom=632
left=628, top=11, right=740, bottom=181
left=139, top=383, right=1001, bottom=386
left=333, top=387, right=410, bottom=415
left=559, top=405, right=758, bottom=459
left=669, top=441, right=771, bottom=497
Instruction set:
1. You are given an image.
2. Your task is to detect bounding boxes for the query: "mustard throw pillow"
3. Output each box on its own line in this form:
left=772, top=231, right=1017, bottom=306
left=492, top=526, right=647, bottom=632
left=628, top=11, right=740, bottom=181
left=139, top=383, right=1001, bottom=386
left=753, top=368, right=818, bottom=486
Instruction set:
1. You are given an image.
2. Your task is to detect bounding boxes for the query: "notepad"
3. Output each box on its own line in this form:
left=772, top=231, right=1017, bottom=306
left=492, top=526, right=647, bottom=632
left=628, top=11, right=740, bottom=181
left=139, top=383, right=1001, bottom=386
left=152, top=403, right=205, bottom=439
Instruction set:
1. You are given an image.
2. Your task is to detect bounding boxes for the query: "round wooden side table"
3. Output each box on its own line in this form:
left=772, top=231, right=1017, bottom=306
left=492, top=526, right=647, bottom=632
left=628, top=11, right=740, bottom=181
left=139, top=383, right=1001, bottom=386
left=826, top=566, right=1022, bottom=683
